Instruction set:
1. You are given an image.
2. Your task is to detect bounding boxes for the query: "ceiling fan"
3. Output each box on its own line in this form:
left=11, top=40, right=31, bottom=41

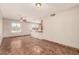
left=19, top=17, right=27, bottom=22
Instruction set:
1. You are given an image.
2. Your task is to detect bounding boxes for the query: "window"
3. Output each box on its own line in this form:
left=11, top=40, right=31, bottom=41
left=11, top=22, right=21, bottom=33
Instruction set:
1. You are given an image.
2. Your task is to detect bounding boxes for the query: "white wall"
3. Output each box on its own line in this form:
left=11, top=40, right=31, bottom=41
left=0, top=12, right=3, bottom=45
left=31, top=6, right=79, bottom=48
left=3, top=19, right=31, bottom=37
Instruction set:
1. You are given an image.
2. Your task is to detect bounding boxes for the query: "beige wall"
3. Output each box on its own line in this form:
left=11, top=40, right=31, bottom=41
left=0, top=12, right=3, bottom=45
left=3, top=19, right=31, bottom=37
left=31, top=6, right=79, bottom=48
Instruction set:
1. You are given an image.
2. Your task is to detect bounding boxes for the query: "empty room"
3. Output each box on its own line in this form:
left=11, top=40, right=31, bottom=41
left=0, top=3, right=79, bottom=55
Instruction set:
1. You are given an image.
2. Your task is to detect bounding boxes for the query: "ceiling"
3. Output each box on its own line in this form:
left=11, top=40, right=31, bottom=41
left=0, top=3, right=79, bottom=20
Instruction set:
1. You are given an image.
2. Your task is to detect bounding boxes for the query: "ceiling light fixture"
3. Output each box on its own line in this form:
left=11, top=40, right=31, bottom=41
left=50, top=11, right=56, bottom=16
left=35, top=3, right=42, bottom=8
left=20, top=17, right=27, bottom=22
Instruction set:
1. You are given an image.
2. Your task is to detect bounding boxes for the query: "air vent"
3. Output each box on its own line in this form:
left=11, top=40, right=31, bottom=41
left=50, top=13, right=56, bottom=16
